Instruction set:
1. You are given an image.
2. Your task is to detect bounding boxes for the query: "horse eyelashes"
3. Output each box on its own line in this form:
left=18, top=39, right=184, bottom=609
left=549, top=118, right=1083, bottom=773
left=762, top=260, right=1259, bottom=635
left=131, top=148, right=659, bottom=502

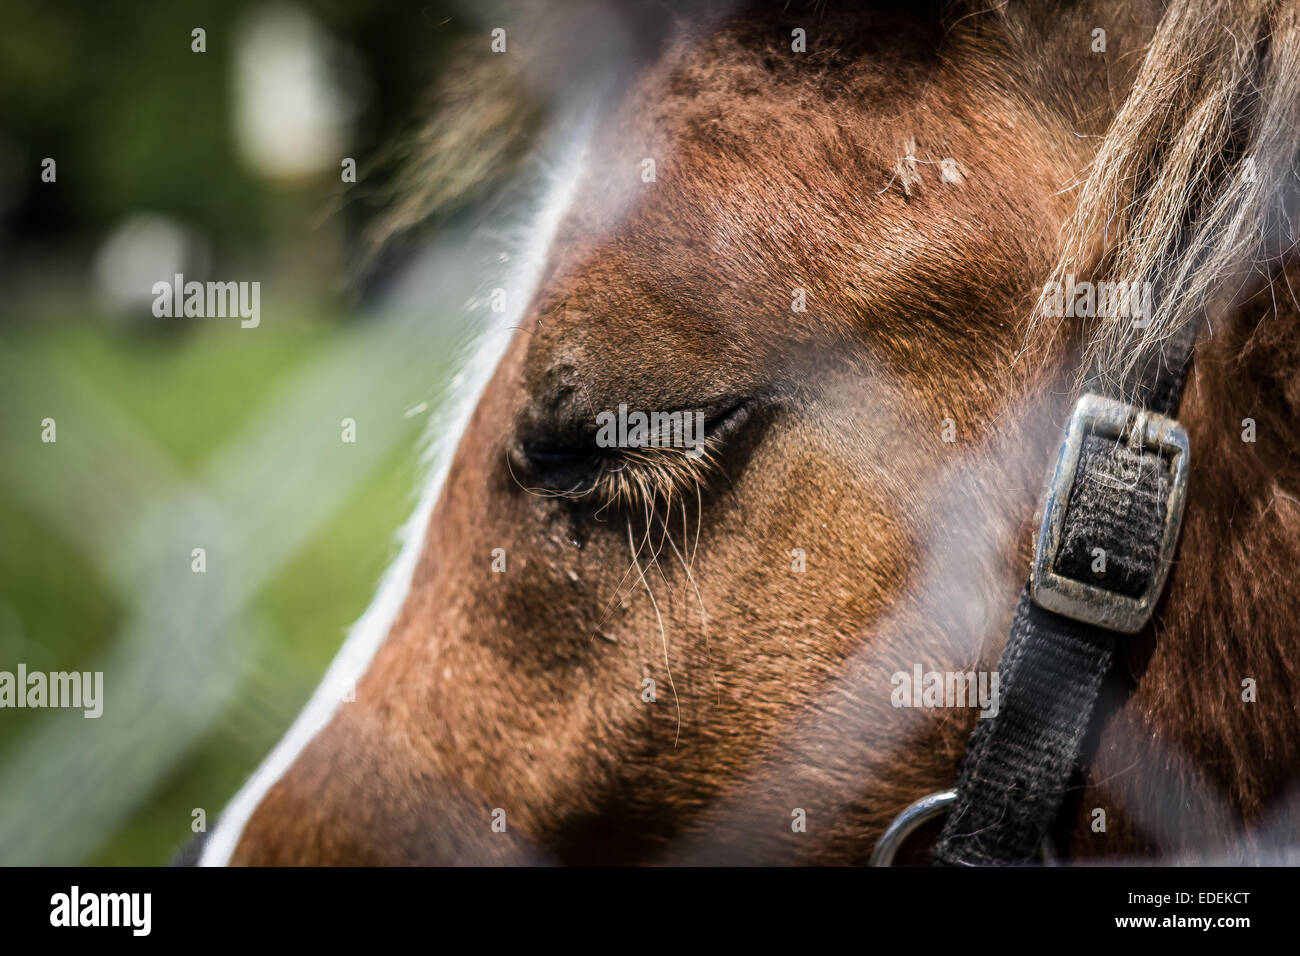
left=512, top=398, right=761, bottom=522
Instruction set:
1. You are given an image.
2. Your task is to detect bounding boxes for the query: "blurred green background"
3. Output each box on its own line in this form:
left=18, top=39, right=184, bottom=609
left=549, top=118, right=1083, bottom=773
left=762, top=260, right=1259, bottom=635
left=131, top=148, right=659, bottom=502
left=0, top=0, right=486, bottom=863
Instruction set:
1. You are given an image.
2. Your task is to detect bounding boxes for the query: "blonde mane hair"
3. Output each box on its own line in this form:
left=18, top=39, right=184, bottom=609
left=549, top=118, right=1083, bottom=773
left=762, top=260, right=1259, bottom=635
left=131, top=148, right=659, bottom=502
left=1023, top=0, right=1300, bottom=394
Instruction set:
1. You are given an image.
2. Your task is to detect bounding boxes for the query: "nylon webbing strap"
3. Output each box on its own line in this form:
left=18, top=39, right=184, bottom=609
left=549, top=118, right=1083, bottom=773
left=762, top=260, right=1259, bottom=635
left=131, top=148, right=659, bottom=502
left=933, top=321, right=1198, bottom=866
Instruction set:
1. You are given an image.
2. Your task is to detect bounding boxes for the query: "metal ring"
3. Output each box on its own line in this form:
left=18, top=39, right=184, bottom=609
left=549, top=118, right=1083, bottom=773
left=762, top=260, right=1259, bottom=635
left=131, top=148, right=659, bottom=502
left=869, top=789, right=957, bottom=866
left=870, top=789, right=1060, bottom=866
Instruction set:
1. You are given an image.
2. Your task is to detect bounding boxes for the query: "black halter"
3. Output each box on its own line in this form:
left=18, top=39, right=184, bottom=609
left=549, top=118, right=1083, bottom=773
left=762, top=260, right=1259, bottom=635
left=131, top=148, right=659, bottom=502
left=875, top=318, right=1199, bottom=866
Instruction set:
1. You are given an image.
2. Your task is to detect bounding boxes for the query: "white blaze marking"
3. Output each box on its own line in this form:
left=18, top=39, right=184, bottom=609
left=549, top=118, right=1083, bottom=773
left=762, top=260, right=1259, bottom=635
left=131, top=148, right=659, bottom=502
left=200, top=113, right=595, bottom=866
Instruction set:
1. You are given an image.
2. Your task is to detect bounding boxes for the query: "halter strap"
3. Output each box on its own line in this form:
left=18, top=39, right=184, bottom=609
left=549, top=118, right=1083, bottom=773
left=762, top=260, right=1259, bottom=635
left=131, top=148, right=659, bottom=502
left=932, top=319, right=1198, bottom=866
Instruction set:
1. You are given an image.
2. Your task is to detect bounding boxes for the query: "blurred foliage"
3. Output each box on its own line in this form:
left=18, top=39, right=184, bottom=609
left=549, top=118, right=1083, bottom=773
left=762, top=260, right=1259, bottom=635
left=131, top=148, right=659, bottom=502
left=0, top=1, right=481, bottom=862
left=0, top=311, right=438, bottom=863
left=0, top=0, right=470, bottom=256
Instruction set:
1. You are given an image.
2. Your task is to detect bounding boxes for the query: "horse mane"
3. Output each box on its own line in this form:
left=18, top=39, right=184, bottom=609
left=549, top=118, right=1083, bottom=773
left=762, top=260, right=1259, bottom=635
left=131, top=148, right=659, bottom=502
left=355, top=1, right=692, bottom=276
left=356, top=42, right=543, bottom=271
left=1017, top=0, right=1300, bottom=393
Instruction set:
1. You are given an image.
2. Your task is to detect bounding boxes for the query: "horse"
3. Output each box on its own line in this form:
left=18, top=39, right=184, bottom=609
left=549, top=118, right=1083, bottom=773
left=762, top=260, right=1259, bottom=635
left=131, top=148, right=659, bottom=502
left=197, top=0, right=1300, bottom=865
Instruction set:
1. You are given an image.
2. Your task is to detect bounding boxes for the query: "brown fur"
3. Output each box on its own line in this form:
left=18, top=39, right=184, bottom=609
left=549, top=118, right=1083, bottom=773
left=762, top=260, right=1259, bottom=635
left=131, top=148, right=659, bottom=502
left=230, top=0, right=1300, bottom=864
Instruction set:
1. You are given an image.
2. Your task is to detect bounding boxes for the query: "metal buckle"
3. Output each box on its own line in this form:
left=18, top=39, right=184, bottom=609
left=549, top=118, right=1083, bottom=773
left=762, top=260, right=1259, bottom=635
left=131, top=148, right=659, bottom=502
left=1030, top=393, right=1189, bottom=634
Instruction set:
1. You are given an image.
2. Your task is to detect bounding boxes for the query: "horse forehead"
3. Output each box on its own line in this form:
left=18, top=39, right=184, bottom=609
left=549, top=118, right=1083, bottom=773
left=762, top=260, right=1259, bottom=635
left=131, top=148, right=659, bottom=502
left=568, top=81, right=894, bottom=251
left=548, top=54, right=1059, bottom=314
left=538, top=136, right=880, bottom=348
left=542, top=134, right=1044, bottom=353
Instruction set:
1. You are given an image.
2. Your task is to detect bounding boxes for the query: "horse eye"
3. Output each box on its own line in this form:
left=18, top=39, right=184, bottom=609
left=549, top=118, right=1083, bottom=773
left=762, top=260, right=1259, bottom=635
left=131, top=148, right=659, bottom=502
left=517, top=437, right=602, bottom=492
left=511, top=397, right=763, bottom=512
